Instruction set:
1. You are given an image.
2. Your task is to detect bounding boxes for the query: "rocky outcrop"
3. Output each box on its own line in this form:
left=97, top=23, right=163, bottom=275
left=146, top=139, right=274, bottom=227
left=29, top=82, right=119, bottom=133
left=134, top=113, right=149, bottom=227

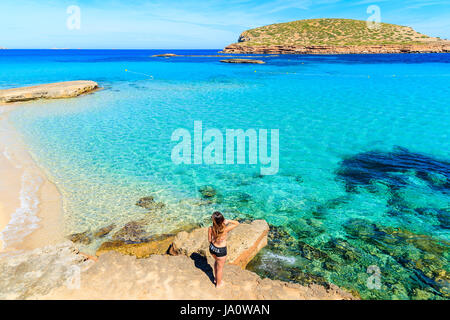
left=152, top=53, right=178, bottom=57
left=93, top=224, right=116, bottom=238
left=41, top=251, right=356, bottom=300
left=0, top=242, right=94, bottom=300
left=222, top=43, right=450, bottom=54
left=96, top=234, right=175, bottom=258
left=0, top=240, right=356, bottom=300
left=220, top=58, right=265, bottom=64
left=0, top=81, right=99, bottom=103
left=169, top=220, right=269, bottom=269
left=95, top=222, right=201, bottom=258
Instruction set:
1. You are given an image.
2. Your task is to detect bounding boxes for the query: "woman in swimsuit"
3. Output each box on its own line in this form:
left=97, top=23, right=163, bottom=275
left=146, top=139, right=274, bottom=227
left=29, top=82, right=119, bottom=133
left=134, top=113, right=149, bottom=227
left=208, top=211, right=240, bottom=288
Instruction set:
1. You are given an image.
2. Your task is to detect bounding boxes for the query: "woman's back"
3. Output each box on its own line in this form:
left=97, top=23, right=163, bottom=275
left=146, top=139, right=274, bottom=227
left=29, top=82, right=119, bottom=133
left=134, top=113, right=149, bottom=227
left=210, top=227, right=228, bottom=247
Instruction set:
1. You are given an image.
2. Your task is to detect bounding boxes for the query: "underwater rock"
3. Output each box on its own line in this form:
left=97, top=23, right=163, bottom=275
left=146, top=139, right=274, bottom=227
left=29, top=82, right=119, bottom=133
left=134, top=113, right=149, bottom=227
left=136, top=196, right=166, bottom=211
left=336, top=147, right=450, bottom=193
left=198, top=185, right=217, bottom=198
left=68, top=230, right=91, bottom=245
left=290, top=218, right=325, bottom=239
left=323, top=238, right=361, bottom=262
left=112, top=220, right=151, bottom=243
left=136, top=196, right=155, bottom=208
left=298, top=241, right=330, bottom=261
left=437, top=209, right=450, bottom=229
left=343, top=218, right=380, bottom=241
left=268, top=225, right=298, bottom=251
left=285, top=267, right=330, bottom=288
left=93, top=224, right=116, bottom=238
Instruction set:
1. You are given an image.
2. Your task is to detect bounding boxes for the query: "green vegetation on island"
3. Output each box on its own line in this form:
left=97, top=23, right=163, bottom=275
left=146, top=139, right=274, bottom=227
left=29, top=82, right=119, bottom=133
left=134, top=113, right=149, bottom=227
left=236, top=18, right=443, bottom=46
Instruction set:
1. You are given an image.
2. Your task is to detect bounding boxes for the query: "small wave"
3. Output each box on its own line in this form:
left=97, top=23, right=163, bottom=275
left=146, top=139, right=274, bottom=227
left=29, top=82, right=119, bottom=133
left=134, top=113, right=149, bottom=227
left=263, top=251, right=296, bottom=265
left=0, top=170, right=43, bottom=250
left=2, top=147, right=22, bottom=169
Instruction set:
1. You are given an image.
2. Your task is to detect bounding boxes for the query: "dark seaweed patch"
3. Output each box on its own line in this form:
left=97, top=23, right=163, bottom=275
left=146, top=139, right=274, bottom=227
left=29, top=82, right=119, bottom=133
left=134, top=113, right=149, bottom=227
left=335, top=147, right=450, bottom=194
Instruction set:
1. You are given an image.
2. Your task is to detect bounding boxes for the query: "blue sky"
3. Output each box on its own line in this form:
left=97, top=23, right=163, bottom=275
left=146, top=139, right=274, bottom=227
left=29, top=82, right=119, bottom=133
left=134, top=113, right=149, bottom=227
left=0, top=0, right=449, bottom=49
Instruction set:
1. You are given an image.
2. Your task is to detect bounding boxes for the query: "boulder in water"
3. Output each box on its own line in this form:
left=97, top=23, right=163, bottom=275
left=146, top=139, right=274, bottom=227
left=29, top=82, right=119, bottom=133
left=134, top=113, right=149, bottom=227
left=93, top=224, right=116, bottom=238
left=68, top=230, right=91, bottom=245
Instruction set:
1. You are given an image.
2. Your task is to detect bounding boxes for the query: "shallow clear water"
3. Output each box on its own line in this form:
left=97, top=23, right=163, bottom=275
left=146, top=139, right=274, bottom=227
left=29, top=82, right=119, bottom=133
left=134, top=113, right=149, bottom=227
left=1, top=50, right=449, bottom=299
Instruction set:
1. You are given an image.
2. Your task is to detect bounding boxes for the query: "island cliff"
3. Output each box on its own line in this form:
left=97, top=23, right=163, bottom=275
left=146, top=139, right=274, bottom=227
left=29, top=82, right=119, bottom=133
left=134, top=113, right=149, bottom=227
left=222, top=18, right=450, bottom=54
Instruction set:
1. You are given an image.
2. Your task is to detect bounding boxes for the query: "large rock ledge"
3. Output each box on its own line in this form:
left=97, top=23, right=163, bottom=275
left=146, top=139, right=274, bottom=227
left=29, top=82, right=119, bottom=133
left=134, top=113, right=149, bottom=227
left=0, top=242, right=356, bottom=300
left=222, top=43, right=450, bottom=54
left=169, top=220, right=269, bottom=269
left=0, top=81, right=99, bottom=103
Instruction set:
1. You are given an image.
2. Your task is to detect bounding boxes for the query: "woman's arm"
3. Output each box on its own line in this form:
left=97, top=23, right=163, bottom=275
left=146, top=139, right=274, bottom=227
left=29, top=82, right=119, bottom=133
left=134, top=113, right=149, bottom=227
left=225, top=220, right=240, bottom=232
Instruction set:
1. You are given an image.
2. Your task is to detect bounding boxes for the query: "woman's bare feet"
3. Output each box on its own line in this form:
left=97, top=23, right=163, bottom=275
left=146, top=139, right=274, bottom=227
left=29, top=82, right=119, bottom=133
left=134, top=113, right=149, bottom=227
left=216, top=281, right=225, bottom=289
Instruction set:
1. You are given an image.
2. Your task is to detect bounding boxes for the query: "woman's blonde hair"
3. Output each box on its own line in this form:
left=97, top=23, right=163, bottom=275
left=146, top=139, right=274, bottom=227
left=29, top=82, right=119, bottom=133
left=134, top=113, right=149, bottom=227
left=211, top=211, right=225, bottom=240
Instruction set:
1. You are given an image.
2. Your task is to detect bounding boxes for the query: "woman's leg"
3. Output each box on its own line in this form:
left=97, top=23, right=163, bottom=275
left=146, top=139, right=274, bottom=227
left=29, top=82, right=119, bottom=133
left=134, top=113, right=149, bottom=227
left=215, top=256, right=226, bottom=288
left=211, top=254, right=217, bottom=283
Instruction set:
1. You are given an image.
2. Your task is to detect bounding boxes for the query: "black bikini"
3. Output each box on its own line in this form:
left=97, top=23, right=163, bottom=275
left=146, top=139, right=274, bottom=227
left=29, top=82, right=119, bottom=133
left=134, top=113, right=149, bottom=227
left=209, top=242, right=227, bottom=257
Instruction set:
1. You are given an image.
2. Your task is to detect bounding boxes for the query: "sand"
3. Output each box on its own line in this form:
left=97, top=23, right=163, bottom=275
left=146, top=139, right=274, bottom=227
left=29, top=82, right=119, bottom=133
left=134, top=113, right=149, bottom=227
left=0, top=105, right=64, bottom=252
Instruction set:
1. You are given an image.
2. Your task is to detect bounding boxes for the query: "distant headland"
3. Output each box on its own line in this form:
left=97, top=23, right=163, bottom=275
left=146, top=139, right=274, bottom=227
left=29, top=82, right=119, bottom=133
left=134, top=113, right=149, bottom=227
left=222, top=18, right=450, bottom=54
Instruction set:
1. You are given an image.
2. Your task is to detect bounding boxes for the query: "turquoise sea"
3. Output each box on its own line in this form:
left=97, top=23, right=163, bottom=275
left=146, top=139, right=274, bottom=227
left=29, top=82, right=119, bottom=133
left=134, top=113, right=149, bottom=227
left=1, top=50, right=449, bottom=299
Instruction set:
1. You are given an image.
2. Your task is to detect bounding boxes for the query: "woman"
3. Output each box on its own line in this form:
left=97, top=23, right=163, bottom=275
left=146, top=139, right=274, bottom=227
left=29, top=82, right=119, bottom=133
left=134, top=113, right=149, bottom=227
left=208, top=211, right=240, bottom=288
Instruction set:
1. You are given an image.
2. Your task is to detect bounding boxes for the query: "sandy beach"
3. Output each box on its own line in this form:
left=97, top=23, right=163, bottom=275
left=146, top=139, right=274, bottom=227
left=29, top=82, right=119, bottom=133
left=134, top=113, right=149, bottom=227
left=0, top=104, right=64, bottom=252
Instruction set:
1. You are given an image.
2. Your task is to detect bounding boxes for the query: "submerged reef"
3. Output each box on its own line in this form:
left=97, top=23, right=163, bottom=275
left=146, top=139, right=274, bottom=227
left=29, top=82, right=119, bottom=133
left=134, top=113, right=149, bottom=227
left=335, top=147, right=449, bottom=193
left=248, top=147, right=449, bottom=300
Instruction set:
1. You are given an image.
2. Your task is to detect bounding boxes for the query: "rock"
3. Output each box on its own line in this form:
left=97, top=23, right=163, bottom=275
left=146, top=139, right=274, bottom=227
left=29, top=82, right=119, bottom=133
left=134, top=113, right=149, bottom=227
left=298, top=241, right=330, bottom=261
left=93, top=224, right=116, bottom=238
left=96, top=234, right=175, bottom=258
left=135, top=196, right=165, bottom=211
left=40, top=251, right=357, bottom=300
left=136, top=196, right=154, bottom=208
left=0, top=81, right=99, bottom=103
left=220, top=59, right=265, bottom=64
left=324, top=238, right=360, bottom=262
left=222, top=19, right=450, bottom=55
left=169, top=220, right=269, bottom=269
left=112, top=220, right=150, bottom=243
left=96, top=223, right=201, bottom=258
left=152, top=53, right=178, bottom=57
left=0, top=242, right=94, bottom=299
left=68, top=230, right=91, bottom=245
left=198, top=185, right=217, bottom=198
left=223, top=43, right=450, bottom=55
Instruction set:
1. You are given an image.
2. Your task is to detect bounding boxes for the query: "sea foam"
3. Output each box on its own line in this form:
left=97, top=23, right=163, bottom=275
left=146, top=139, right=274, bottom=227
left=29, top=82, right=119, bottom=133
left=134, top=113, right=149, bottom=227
left=0, top=170, right=43, bottom=250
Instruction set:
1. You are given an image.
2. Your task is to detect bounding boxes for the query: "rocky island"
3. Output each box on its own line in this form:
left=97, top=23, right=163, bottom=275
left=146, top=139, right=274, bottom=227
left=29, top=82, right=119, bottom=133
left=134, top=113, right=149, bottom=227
left=222, top=18, right=450, bottom=54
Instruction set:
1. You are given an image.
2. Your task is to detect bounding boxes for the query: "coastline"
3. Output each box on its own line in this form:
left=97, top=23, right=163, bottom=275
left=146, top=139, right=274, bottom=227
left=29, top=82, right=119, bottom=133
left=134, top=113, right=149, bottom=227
left=0, top=104, right=64, bottom=252
left=222, top=43, right=450, bottom=54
